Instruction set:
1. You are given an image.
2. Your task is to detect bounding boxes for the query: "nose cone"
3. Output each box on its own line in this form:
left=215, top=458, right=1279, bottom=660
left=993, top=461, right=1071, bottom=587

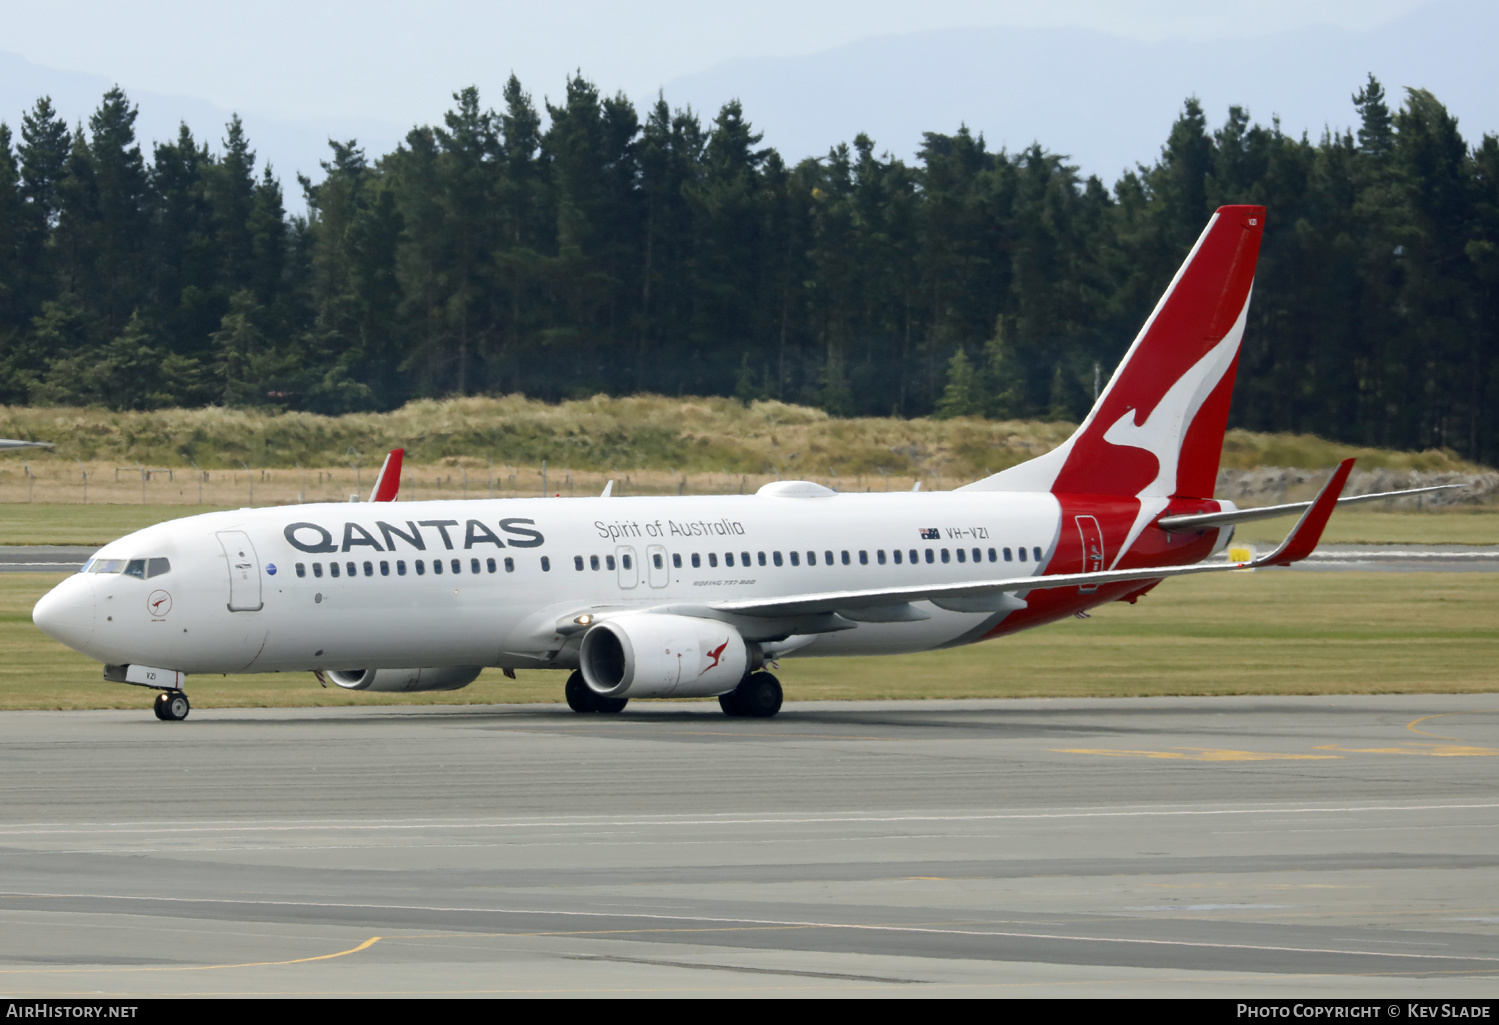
left=33, top=576, right=95, bottom=652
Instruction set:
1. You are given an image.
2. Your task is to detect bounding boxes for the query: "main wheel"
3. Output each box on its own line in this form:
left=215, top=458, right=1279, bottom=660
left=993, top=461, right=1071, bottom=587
left=740, top=672, right=782, bottom=718
left=153, top=692, right=170, bottom=720
left=595, top=696, right=628, bottom=714
left=564, top=670, right=598, bottom=713
left=718, top=691, right=747, bottom=717
left=159, top=691, right=190, bottom=721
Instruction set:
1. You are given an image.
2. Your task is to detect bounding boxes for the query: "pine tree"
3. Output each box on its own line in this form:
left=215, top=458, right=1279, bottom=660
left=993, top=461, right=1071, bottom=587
left=934, top=347, right=982, bottom=418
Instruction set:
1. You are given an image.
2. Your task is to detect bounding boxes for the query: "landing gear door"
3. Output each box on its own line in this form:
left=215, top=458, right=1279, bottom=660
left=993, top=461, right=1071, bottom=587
left=646, top=544, right=669, bottom=588
left=217, top=530, right=264, bottom=611
left=1075, top=515, right=1104, bottom=594
left=616, top=546, right=639, bottom=589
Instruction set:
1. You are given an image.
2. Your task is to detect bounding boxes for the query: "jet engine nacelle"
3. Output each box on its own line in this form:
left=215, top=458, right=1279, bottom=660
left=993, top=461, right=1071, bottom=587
left=580, top=614, right=749, bottom=699
left=326, top=666, right=483, bottom=692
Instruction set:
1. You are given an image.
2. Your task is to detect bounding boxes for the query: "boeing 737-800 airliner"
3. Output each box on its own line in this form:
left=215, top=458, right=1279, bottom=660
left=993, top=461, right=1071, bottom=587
left=31, top=206, right=1439, bottom=720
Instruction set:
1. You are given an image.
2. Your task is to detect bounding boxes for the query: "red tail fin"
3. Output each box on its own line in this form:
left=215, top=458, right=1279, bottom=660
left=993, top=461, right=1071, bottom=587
left=962, top=206, right=1265, bottom=499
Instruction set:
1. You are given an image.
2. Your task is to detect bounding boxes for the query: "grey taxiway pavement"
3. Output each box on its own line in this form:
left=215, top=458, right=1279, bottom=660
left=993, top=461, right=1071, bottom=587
left=2, top=696, right=1498, bottom=997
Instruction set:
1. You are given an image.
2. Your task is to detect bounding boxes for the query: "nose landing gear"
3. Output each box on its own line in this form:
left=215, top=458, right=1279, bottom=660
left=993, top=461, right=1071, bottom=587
left=153, top=690, right=190, bottom=721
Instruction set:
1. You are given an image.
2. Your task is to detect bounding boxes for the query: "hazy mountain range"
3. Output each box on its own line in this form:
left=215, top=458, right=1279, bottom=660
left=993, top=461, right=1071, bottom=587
left=1, top=0, right=1492, bottom=200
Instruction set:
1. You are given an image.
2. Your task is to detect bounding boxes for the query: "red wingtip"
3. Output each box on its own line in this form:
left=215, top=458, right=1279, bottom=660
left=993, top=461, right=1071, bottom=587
left=1256, top=458, right=1354, bottom=567
left=370, top=448, right=404, bottom=502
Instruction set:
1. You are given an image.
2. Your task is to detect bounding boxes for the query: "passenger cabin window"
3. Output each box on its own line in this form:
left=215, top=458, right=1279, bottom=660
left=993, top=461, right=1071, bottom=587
left=363, top=561, right=374, bottom=577
left=296, top=563, right=306, bottom=578
left=622, top=553, right=632, bottom=570
left=988, top=548, right=997, bottom=562
left=709, top=553, right=718, bottom=568
left=346, top=562, right=356, bottom=577
left=876, top=550, right=885, bottom=565
left=956, top=549, right=966, bottom=563
left=758, top=552, right=767, bottom=566
left=941, top=549, right=951, bottom=564
left=1004, top=548, right=1013, bottom=562
left=653, top=553, right=664, bottom=570
left=741, top=552, right=751, bottom=566
left=859, top=551, right=868, bottom=565
left=470, top=558, right=480, bottom=574
left=789, top=551, right=800, bottom=566
left=591, top=555, right=601, bottom=571
left=415, top=560, right=425, bottom=575
left=433, top=559, right=443, bottom=575
left=313, top=562, right=324, bottom=578
left=451, top=559, right=461, bottom=574
left=672, top=553, right=682, bottom=569
left=330, top=563, right=341, bottom=578
left=574, top=556, right=585, bottom=571
left=487, top=558, right=497, bottom=573
left=925, top=549, right=935, bottom=564
left=504, top=557, right=515, bottom=573
left=691, top=553, right=701, bottom=568
left=380, top=561, right=390, bottom=576
left=909, top=549, right=918, bottom=564
left=773, top=552, right=783, bottom=566
left=825, top=550, right=834, bottom=565
left=397, top=561, right=407, bottom=576
left=1019, top=548, right=1028, bottom=563
left=1033, top=546, right=1043, bottom=562
left=607, top=555, right=617, bottom=571
left=540, top=556, right=551, bottom=572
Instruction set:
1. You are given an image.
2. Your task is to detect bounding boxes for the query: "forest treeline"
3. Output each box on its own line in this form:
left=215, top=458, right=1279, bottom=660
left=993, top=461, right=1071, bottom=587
left=0, top=74, right=1496, bottom=463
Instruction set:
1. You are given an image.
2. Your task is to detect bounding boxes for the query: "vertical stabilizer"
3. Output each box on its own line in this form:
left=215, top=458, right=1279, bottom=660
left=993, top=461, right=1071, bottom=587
left=960, top=205, right=1264, bottom=499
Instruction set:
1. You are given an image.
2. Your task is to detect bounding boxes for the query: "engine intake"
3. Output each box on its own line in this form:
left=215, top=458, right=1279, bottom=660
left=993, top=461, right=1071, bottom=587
left=326, top=666, right=482, bottom=692
left=580, top=614, right=749, bottom=699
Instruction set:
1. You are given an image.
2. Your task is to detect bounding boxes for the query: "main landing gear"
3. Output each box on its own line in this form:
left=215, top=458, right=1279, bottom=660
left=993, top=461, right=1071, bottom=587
left=153, top=690, right=190, bottom=721
left=564, top=671, right=628, bottom=714
left=719, top=672, right=782, bottom=718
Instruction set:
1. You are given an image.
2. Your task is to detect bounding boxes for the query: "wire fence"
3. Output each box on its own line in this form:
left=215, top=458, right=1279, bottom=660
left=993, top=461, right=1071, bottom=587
left=0, top=458, right=942, bottom=506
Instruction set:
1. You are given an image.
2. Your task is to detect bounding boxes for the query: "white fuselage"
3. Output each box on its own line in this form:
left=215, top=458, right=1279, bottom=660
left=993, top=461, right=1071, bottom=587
left=36, top=488, right=1080, bottom=676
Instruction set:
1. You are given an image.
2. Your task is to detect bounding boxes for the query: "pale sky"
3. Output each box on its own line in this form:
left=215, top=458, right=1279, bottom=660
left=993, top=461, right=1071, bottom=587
left=6, top=0, right=1436, bottom=127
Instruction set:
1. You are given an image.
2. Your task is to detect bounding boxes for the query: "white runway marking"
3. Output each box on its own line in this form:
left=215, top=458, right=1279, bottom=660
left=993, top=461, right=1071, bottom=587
left=6, top=890, right=1499, bottom=966
left=2, top=800, right=1496, bottom=837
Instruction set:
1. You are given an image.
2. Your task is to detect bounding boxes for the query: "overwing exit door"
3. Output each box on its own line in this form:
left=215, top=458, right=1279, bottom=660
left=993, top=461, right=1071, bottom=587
left=217, top=530, right=263, bottom=611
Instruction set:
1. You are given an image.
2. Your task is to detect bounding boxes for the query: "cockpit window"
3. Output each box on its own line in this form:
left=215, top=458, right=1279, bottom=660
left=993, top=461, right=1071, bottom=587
left=124, top=560, right=147, bottom=579
left=147, top=558, right=170, bottom=578
left=92, top=559, right=125, bottom=574
left=79, top=558, right=95, bottom=574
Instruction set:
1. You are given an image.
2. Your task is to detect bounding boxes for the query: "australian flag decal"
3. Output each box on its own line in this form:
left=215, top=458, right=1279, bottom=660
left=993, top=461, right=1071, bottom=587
left=919, top=527, right=940, bottom=540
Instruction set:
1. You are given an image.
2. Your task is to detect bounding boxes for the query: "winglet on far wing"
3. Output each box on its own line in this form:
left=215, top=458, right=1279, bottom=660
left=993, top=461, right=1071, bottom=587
left=1250, top=458, right=1354, bottom=568
left=369, top=448, right=405, bottom=502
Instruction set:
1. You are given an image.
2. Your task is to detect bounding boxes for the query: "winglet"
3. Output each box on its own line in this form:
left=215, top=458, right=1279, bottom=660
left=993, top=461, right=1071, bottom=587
left=369, top=448, right=405, bottom=502
left=1252, top=458, right=1354, bottom=568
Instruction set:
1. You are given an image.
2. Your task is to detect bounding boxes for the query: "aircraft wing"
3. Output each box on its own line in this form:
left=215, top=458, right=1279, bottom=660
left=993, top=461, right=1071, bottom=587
left=0, top=439, right=54, bottom=451
left=368, top=448, right=405, bottom=502
left=713, top=459, right=1355, bottom=620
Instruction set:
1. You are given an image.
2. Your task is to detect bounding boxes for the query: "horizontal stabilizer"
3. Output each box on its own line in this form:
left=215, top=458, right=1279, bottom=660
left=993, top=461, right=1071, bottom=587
left=1156, top=482, right=1461, bottom=532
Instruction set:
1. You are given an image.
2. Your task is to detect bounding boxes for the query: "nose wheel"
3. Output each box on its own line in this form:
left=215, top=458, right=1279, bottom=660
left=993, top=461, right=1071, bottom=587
left=153, top=690, right=190, bottom=721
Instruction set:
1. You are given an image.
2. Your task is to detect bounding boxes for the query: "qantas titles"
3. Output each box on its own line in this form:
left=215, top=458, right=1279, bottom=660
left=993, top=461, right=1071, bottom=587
left=284, top=517, right=544, bottom=554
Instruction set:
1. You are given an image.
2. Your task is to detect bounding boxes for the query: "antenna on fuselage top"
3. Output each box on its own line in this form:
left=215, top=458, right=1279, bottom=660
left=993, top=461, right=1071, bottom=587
left=601, top=480, right=614, bottom=497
